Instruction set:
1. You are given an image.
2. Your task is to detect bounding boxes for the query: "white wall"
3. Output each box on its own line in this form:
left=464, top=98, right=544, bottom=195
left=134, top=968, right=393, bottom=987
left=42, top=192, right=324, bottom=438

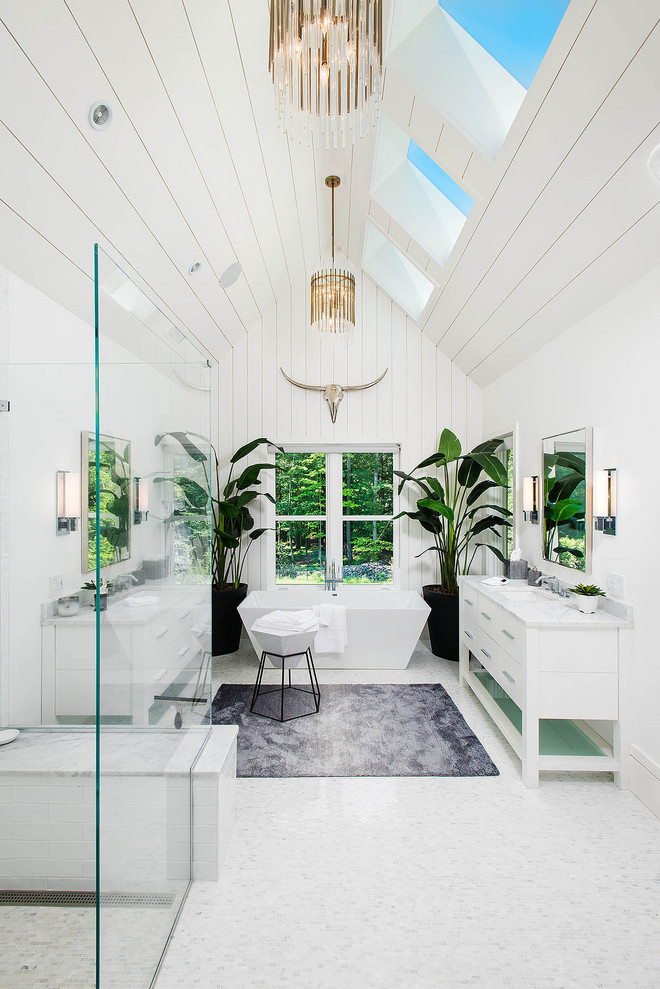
left=217, top=271, right=482, bottom=592
left=2, top=268, right=212, bottom=726
left=482, top=262, right=660, bottom=813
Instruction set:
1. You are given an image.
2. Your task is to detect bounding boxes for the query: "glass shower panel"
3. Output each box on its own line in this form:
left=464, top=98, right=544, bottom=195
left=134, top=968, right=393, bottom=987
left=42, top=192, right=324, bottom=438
left=94, top=247, right=212, bottom=988
left=0, top=262, right=97, bottom=987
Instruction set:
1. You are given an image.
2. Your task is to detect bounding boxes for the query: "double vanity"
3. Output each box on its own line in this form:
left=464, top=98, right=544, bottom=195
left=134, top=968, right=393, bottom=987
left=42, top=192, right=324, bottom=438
left=41, top=585, right=208, bottom=725
left=459, top=576, right=633, bottom=788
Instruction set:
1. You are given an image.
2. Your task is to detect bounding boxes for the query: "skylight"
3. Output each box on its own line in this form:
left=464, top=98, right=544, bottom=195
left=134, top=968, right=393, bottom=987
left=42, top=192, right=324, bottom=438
left=407, top=141, right=474, bottom=217
left=438, top=0, right=571, bottom=89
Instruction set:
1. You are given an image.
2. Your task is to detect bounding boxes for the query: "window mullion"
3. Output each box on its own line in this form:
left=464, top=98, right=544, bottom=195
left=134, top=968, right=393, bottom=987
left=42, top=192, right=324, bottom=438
left=326, top=452, right=343, bottom=576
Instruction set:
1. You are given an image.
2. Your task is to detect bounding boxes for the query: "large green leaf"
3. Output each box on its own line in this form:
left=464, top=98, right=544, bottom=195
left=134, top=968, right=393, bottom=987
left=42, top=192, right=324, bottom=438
left=468, top=452, right=507, bottom=485
left=394, top=469, right=431, bottom=497
left=437, top=428, right=462, bottom=463
left=413, top=453, right=446, bottom=471
left=548, top=471, right=583, bottom=503
left=474, top=542, right=508, bottom=564
left=154, top=431, right=208, bottom=462
left=230, top=438, right=283, bottom=463
left=215, top=530, right=239, bottom=549
left=217, top=500, right=240, bottom=519
left=457, top=439, right=503, bottom=487
left=466, top=479, right=499, bottom=507
left=546, top=499, right=583, bottom=523
left=248, top=527, right=272, bottom=541
left=424, top=476, right=445, bottom=501
left=235, top=462, right=276, bottom=490
left=236, top=490, right=257, bottom=509
left=470, top=515, right=512, bottom=536
left=417, top=497, right=454, bottom=522
left=468, top=503, right=513, bottom=518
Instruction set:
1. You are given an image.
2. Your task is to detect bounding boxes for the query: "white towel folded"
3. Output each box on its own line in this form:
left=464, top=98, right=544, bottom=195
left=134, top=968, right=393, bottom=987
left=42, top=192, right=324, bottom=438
left=252, top=609, right=319, bottom=633
left=314, top=603, right=335, bottom=627
left=313, top=604, right=348, bottom=654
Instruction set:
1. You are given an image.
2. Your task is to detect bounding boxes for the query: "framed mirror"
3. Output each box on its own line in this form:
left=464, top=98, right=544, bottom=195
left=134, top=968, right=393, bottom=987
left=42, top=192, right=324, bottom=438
left=542, top=427, right=592, bottom=572
left=81, top=432, right=131, bottom=574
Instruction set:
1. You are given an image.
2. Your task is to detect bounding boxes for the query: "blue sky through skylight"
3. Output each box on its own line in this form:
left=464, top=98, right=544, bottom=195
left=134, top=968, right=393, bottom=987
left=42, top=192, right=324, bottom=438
left=438, top=0, right=570, bottom=89
left=406, top=141, right=473, bottom=217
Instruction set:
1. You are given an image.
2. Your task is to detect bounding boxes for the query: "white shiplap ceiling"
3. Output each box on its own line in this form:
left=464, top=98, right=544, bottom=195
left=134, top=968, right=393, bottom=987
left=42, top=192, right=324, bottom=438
left=0, top=0, right=658, bottom=384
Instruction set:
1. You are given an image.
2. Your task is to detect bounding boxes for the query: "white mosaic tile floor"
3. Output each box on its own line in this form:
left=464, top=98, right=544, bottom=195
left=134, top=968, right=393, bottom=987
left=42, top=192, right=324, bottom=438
left=154, top=637, right=660, bottom=989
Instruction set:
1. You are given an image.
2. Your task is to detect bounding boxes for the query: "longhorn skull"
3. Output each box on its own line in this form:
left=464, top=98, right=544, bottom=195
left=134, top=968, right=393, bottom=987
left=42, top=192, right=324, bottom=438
left=280, top=367, right=388, bottom=423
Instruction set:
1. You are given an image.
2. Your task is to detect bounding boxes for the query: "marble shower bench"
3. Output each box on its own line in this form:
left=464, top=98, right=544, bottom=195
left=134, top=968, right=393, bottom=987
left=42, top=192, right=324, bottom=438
left=0, top=726, right=237, bottom=890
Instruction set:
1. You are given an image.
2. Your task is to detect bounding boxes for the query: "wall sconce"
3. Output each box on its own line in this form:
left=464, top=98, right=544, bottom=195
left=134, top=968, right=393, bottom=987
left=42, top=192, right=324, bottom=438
left=134, top=477, right=149, bottom=525
left=522, top=475, right=539, bottom=523
left=56, top=470, right=80, bottom=534
left=594, top=468, right=616, bottom=535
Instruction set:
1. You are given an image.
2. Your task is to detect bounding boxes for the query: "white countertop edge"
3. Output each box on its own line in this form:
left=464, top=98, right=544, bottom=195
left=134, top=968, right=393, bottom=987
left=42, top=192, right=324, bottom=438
left=460, top=576, right=633, bottom=628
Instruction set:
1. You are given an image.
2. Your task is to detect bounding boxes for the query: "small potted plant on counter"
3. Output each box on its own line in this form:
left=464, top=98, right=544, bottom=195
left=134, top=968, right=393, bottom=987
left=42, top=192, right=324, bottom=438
left=81, top=578, right=109, bottom=611
left=571, top=583, right=606, bottom=614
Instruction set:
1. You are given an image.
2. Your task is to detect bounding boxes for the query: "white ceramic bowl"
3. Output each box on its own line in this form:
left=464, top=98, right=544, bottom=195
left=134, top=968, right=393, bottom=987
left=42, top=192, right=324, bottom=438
left=57, top=595, right=80, bottom=616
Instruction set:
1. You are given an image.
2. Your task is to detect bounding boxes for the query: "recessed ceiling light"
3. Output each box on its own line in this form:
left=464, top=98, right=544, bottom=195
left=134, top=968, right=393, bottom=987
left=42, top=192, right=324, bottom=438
left=219, top=261, right=242, bottom=289
left=89, top=102, right=112, bottom=130
left=188, top=261, right=201, bottom=275
left=648, top=145, right=660, bottom=182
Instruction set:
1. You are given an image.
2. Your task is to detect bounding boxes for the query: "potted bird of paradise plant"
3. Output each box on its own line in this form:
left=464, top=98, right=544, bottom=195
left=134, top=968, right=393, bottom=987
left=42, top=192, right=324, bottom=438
left=154, top=434, right=282, bottom=654
left=395, top=428, right=512, bottom=661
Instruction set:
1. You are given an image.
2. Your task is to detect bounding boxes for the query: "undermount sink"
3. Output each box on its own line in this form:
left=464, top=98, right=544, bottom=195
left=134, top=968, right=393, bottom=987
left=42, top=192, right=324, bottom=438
left=498, top=589, right=541, bottom=602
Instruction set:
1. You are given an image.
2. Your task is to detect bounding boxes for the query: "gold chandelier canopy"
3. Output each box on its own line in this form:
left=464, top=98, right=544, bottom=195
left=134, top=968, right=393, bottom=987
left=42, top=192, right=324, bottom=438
left=311, top=176, right=355, bottom=335
left=269, top=0, right=383, bottom=149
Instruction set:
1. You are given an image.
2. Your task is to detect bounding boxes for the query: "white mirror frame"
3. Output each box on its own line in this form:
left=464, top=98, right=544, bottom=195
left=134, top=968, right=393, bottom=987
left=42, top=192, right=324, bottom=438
left=540, top=426, right=593, bottom=575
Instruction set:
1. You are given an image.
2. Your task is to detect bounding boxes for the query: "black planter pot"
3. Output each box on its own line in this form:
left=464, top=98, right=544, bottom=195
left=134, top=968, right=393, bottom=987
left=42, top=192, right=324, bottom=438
left=212, top=583, right=248, bottom=656
left=423, top=585, right=459, bottom=662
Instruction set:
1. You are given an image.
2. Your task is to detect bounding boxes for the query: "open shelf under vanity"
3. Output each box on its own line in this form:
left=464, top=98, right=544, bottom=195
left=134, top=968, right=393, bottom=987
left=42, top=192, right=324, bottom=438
left=473, top=667, right=612, bottom=761
left=459, top=576, right=632, bottom=788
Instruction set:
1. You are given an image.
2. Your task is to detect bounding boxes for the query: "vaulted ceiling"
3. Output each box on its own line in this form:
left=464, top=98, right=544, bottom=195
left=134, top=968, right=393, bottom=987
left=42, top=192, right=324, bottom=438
left=0, top=0, right=659, bottom=385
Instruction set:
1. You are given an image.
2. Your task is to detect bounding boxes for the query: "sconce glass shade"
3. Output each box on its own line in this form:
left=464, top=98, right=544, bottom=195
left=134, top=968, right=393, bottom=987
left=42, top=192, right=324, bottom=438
left=594, top=468, right=616, bottom=534
left=522, top=475, right=539, bottom=523
left=134, top=477, right=149, bottom=525
left=57, top=471, right=80, bottom=534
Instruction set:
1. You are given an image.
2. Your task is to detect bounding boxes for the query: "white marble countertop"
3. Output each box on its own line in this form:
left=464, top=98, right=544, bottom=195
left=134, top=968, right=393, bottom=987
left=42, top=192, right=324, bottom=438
left=461, top=576, right=633, bottom=628
left=42, top=584, right=209, bottom=627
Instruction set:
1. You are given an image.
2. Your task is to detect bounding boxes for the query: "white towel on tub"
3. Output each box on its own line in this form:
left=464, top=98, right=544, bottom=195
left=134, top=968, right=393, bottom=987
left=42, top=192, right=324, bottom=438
left=313, top=604, right=348, bottom=654
left=252, top=609, right=318, bottom=633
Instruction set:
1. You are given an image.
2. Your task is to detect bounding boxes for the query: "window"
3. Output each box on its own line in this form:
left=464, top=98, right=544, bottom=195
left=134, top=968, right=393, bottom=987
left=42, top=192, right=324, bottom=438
left=275, top=450, right=395, bottom=585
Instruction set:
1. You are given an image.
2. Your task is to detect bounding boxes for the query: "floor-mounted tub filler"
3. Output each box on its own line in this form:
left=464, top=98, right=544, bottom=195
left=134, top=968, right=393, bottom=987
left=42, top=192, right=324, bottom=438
left=238, top=588, right=430, bottom=669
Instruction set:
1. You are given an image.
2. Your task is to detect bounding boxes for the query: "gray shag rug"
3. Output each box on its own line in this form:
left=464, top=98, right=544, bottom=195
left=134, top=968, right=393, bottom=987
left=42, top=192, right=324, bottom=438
left=211, top=683, right=499, bottom=778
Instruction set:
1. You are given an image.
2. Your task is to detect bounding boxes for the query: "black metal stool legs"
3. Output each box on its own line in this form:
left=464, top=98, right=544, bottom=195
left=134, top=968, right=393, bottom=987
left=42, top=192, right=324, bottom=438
left=249, top=647, right=321, bottom=722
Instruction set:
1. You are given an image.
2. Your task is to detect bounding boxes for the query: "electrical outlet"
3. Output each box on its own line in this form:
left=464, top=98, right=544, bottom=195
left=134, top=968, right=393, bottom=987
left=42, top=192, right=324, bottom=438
left=49, top=574, right=64, bottom=598
left=607, top=573, right=625, bottom=598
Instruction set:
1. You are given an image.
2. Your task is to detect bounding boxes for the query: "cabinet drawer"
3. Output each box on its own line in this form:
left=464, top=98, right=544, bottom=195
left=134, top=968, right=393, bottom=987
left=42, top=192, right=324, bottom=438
left=497, top=649, right=524, bottom=708
left=496, top=611, right=526, bottom=664
left=476, top=628, right=499, bottom=679
left=476, top=592, right=497, bottom=631
left=461, top=616, right=478, bottom=654
left=462, top=589, right=477, bottom=617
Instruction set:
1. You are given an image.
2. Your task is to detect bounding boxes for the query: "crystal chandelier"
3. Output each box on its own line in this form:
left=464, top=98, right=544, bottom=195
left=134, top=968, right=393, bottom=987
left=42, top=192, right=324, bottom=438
left=310, top=176, right=355, bottom=335
left=268, top=0, right=383, bottom=149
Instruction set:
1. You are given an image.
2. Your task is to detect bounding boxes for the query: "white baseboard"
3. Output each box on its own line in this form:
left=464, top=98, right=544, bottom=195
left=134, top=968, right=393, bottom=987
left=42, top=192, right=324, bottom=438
left=630, top=745, right=660, bottom=821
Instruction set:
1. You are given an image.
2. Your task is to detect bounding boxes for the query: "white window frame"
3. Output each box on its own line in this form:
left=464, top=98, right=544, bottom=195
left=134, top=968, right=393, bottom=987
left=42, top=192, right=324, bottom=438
left=268, top=444, right=400, bottom=589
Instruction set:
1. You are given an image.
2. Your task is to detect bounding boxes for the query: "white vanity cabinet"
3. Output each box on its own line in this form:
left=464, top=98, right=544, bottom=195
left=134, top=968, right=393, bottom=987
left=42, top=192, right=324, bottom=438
left=41, top=588, right=206, bottom=725
left=459, top=577, right=632, bottom=788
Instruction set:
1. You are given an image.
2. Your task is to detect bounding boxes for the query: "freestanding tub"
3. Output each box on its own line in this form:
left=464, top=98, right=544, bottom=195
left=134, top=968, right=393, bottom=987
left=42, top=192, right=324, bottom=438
left=237, top=587, right=430, bottom=669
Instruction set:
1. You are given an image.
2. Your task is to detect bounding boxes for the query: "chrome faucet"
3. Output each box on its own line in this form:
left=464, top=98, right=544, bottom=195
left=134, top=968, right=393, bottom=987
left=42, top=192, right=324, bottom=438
left=115, top=573, right=138, bottom=592
left=535, top=573, right=570, bottom=597
left=325, top=560, right=343, bottom=592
